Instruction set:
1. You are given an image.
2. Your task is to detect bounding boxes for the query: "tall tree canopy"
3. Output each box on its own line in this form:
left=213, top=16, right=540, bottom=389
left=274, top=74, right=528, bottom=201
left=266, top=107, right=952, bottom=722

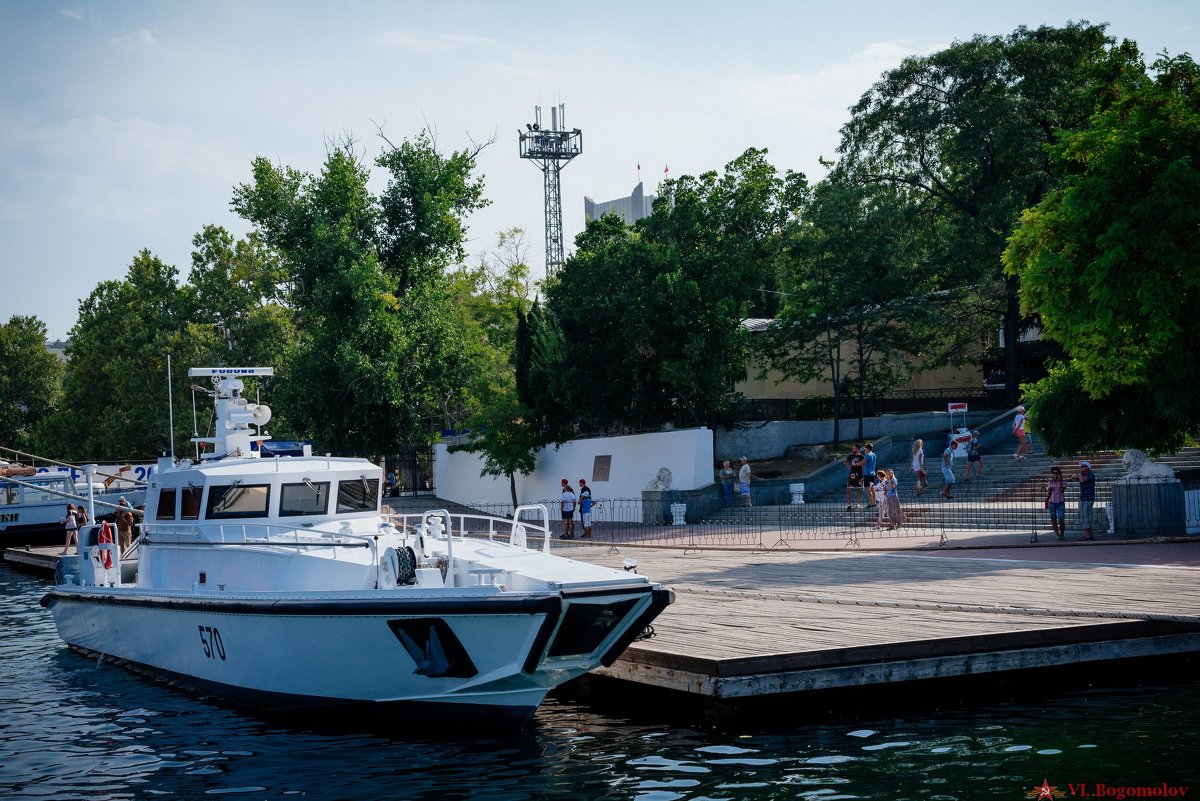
left=838, top=22, right=1115, bottom=403
left=231, top=134, right=489, bottom=455
left=35, top=231, right=293, bottom=461
left=760, top=169, right=934, bottom=442
left=1005, top=51, right=1200, bottom=454
left=0, top=316, right=63, bottom=451
left=533, top=148, right=804, bottom=432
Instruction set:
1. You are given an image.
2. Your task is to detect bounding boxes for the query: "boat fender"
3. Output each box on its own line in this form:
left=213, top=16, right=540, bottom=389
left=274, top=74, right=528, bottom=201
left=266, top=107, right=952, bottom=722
left=95, top=521, right=115, bottom=570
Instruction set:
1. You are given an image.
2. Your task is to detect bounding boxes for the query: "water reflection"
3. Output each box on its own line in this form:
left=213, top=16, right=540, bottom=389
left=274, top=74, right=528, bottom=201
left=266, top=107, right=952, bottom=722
left=2, top=564, right=1198, bottom=800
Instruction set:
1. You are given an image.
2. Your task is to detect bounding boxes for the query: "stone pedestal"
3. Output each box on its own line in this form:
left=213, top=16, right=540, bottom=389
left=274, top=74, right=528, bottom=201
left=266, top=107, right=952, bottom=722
left=670, top=503, right=688, bottom=525
left=789, top=483, right=806, bottom=505
left=1110, top=479, right=1186, bottom=538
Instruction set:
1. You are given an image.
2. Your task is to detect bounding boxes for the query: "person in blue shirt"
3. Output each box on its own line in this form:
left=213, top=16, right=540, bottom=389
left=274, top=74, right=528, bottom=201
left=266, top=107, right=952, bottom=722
left=577, top=478, right=594, bottom=539
left=861, top=443, right=878, bottom=507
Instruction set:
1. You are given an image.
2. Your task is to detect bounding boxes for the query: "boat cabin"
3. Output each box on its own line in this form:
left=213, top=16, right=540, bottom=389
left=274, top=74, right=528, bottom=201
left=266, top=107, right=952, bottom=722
left=148, top=459, right=382, bottom=530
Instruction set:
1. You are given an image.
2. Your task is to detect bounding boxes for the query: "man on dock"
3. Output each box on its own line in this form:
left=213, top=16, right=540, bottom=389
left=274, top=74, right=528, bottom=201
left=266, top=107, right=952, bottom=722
left=738, top=457, right=753, bottom=507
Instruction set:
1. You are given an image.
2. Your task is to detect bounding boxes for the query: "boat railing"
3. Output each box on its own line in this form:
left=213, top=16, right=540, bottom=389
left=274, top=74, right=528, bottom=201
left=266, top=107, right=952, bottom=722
left=145, top=520, right=380, bottom=556
left=384, top=504, right=553, bottom=551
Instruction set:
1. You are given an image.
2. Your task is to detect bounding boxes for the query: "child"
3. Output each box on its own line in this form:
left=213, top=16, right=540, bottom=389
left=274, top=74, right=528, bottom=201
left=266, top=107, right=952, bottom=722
left=873, top=477, right=887, bottom=527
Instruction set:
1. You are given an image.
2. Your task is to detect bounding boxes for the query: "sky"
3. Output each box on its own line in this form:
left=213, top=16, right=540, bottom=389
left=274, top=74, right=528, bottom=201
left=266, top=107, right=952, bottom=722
left=1, top=1, right=1196, bottom=340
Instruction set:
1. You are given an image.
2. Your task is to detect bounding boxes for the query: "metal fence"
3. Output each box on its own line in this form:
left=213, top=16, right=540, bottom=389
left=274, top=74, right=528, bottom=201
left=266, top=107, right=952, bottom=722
left=454, top=475, right=1195, bottom=550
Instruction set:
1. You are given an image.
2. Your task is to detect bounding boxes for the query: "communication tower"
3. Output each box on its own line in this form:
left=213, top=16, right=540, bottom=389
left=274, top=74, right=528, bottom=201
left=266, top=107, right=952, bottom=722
left=519, top=103, right=582, bottom=275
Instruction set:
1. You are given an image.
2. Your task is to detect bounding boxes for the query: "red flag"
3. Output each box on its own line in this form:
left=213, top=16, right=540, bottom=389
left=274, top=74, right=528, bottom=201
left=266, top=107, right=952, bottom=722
left=664, top=164, right=669, bottom=174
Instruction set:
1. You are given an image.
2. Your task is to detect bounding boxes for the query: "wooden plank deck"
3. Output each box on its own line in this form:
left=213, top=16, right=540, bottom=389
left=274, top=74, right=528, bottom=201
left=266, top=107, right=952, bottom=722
left=568, top=544, right=1200, bottom=698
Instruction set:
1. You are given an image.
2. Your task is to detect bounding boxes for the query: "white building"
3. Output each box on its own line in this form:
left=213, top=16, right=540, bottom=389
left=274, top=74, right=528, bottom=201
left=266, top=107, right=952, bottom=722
left=584, top=181, right=655, bottom=225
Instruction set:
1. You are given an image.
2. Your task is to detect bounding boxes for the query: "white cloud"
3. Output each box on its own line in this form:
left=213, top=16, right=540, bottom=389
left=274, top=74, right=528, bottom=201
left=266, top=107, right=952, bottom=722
left=110, top=27, right=159, bottom=48
left=0, top=113, right=241, bottom=223
left=60, top=7, right=85, bottom=22
left=375, top=30, right=497, bottom=51
left=728, top=40, right=936, bottom=127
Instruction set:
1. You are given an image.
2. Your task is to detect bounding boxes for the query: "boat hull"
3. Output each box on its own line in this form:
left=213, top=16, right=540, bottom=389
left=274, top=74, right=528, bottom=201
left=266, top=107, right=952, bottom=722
left=40, top=585, right=665, bottom=725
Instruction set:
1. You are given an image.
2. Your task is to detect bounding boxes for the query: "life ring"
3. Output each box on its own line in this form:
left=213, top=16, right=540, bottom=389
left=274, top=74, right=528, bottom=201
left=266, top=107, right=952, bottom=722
left=96, top=521, right=114, bottom=570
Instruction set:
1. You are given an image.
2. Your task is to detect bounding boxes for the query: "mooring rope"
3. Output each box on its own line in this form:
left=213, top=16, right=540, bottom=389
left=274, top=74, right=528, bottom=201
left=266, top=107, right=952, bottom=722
left=670, top=585, right=1200, bottom=625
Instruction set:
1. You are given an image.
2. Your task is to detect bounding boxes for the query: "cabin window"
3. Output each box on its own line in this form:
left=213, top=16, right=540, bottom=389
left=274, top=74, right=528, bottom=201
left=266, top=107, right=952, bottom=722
left=205, top=483, right=271, bottom=519
left=2, top=483, right=16, bottom=506
left=336, top=478, right=379, bottom=513
left=181, top=487, right=203, bottom=520
left=156, top=488, right=177, bottom=520
left=23, top=480, right=59, bottom=504
left=280, top=481, right=329, bottom=516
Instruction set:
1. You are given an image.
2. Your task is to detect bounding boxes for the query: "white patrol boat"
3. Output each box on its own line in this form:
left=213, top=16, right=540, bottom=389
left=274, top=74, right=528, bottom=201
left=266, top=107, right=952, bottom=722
left=41, top=368, right=672, bottom=725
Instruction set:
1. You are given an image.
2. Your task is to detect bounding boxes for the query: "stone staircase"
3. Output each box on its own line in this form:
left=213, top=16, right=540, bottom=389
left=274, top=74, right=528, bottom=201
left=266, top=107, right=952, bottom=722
left=702, top=443, right=1200, bottom=533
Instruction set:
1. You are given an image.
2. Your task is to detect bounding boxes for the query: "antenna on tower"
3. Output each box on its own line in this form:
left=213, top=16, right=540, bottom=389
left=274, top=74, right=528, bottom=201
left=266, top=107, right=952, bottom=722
left=519, top=102, right=582, bottom=275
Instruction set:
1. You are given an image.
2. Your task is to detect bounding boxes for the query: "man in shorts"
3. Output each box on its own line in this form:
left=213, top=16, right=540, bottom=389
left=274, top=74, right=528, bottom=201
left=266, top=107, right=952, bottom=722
left=941, top=441, right=958, bottom=498
left=577, top=478, right=594, bottom=539
left=559, top=479, right=576, bottom=539
left=844, top=445, right=865, bottom=510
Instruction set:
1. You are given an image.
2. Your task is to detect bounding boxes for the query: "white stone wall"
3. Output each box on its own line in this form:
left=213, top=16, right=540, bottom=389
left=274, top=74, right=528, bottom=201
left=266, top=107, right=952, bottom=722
left=434, top=428, right=714, bottom=514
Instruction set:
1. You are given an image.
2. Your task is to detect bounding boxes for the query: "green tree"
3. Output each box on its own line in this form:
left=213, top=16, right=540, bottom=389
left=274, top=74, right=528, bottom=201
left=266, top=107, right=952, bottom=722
left=1005, top=52, right=1200, bottom=454
left=535, top=149, right=803, bottom=431
left=448, top=228, right=549, bottom=506
left=231, top=134, right=489, bottom=455
left=760, top=171, right=933, bottom=443
left=0, top=316, right=63, bottom=451
left=839, top=23, right=1115, bottom=403
left=35, top=251, right=202, bottom=460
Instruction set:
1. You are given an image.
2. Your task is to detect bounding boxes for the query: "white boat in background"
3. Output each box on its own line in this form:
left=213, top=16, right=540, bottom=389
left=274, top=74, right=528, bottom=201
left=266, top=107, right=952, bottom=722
left=41, top=368, right=672, bottom=725
left=1, top=462, right=146, bottom=546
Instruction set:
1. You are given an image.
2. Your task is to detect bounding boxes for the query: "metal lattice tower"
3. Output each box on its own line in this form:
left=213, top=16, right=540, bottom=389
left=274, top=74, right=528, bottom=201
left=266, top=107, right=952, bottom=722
left=519, top=104, right=582, bottom=275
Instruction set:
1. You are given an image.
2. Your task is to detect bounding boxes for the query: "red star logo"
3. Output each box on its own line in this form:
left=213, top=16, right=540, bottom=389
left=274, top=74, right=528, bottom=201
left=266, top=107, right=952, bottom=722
left=1026, top=779, right=1064, bottom=799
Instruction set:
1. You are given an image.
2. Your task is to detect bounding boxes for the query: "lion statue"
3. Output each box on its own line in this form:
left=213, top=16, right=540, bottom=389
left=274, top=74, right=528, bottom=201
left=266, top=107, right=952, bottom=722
left=645, top=467, right=674, bottom=491
left=1118, top=449, right=1176, bottom=481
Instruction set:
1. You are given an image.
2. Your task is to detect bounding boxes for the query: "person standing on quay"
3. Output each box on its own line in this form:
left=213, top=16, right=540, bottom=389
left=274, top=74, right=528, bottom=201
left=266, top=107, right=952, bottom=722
left=60, top=503, right=79, bottom=555
left=964, top=431, right=985, bottom=481
left=577, top=478, right=594, bottom=539
left=719, top=460, right=736, bottom=507
left=559, top=479, right=576, bottom=539
left=940, top=440, right=957, bottom=498
left=844, top=445, right=865, bottom=510
left=738, top=457, right=753, bottom=507
left=1046, top=466, right=1067, bottom=540
left=1074, top=461, right=1096, bottom=540
left=1013, top=405, right=1032, bottom=460
left=911, top=439, right=927, bottom=496
left=884, top=469, right=904, bottom=530
left=862, top=443, right=878, bottom=506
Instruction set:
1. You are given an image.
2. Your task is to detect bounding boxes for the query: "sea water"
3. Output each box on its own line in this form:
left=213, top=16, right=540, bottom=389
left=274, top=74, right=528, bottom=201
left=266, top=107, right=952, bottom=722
left=1, top=563, right=1196, bottom=800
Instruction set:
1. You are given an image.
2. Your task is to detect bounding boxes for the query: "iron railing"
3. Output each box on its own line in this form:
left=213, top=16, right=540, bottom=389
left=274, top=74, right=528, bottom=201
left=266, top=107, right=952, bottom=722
left=455, top=475, right=1194, bottom=549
